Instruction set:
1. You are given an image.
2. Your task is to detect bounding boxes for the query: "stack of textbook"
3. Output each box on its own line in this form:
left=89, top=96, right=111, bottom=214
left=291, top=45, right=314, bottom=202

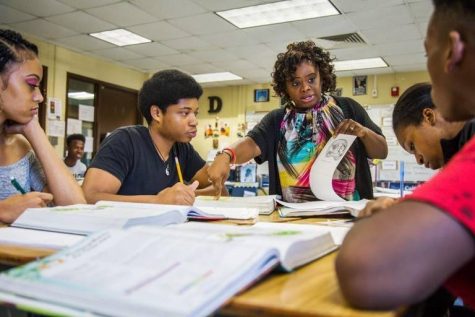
left=0, top=222, right=337, bottom=317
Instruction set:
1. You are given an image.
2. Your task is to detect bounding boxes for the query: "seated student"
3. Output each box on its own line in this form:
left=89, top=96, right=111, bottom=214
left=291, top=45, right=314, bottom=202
left=336, top=0, right=475, bottom=311
left=64, top=133, right=87, bottom=180
left=83, top=69, right=221, bottom=205
left=207, top=40, right=387, bottom=202
left=360, top=83, right=475, bottom=217
left=0, top=29, right=85, bottom=223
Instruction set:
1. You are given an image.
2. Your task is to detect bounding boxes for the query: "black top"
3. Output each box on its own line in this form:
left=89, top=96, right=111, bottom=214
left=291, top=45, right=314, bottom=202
left=90, top=125, right=205, bottom=195
left=247, top=96, right=384, bottom=200
left=441, top=119, right=475, bottom=163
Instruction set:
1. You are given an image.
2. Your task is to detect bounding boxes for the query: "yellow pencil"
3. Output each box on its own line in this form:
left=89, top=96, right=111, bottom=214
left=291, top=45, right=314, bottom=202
left=175, top=156, right=184, bottom=183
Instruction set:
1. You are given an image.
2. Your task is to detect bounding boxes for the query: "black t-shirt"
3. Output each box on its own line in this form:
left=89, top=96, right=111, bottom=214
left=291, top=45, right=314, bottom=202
left=247, top=96, right=383, bottom=200
left=90, top=125, right=205, bottom=195
left=441, top=119, right=475, bottom=163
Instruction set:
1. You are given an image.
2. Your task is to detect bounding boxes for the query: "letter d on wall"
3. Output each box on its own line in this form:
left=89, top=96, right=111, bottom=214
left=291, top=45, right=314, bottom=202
left=208, top=96, right=222, bottom=113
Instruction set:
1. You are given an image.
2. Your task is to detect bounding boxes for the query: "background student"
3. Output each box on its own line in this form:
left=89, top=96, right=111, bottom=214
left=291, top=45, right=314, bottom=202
left=0, top=29, right=85, bottom=223
left=336, top=0, right=475, bottom=311
left=64, top=133, right=87, bottom=180
left=83, top=69, right=222, bottom=205
left=207, top=40, right=387, bottom=202
left=360, top=83, right=475, bottom=217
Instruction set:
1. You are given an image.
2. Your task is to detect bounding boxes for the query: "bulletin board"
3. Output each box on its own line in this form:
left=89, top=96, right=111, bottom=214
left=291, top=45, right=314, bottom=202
left=364, top=104, right=437, bottom=182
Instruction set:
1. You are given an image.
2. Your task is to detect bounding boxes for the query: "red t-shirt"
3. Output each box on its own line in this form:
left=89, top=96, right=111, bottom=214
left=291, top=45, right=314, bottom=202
left=406, top=136, right=475, bottom=308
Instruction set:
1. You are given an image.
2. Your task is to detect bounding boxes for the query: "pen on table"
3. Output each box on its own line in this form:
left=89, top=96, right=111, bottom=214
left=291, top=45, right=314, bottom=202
left=175, top=156, right=184, bottom=184
left=399, top=160, right=405, bottom=198
left=10, top=176, right=26, bottom=194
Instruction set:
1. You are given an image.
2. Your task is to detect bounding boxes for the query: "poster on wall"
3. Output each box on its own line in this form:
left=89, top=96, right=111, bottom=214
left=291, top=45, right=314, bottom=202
left=47, top=120, right=65, bottom=137
left=67, top=118, right=82, bottom=135
left=79, top=105, right=95, bottom=122
left=352, top=76, right=367, bottom=96
left=47, top=98, right=62, bottom=120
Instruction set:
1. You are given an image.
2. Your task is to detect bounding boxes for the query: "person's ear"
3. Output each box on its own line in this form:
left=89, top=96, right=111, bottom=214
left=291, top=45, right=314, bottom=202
left=150, top=105, right=161, bottom=122
left=446, top=31, right=465, bottom=73
left=422, top=108, right=437, bottom=126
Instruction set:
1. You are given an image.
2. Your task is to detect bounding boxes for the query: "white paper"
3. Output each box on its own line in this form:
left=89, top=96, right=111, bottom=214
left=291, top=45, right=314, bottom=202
left=46, top=120, right=65, bottom=137
left=66, top=118, right=82, bottom=135
left=47, top=98, right=62, bottom=120
left=309, top=134, right=357, bottom=201
left=382, top=160, right=397, bottom=170
left=84, top=136, right=94, bottom=153
left=78, top=104, right=95, bottom=122
left=0, top=227, right=83, bottom=250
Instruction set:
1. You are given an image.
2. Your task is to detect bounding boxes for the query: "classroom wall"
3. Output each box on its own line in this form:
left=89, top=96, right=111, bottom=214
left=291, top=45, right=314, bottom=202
left=192, top=71, right=430, bottom=158
left=27, top=35, right=148, bottom=155
left=27, top=32, right=430, bottom=160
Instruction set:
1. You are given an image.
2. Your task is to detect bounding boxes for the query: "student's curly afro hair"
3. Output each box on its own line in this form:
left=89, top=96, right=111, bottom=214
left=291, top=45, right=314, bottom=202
left=271, top=41, right=336, bottom=104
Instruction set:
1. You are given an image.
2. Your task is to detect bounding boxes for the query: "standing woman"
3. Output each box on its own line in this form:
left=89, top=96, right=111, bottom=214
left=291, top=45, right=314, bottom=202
left=0, top=29, right=85, bottom=223
left=208, top=41, right=387, bottom=202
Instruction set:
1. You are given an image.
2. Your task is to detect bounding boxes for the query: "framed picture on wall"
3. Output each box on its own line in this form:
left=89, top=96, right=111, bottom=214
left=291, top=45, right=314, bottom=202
left=254, top=89, right=269, bottom=102
left=352, top=76, right=367, bottom=96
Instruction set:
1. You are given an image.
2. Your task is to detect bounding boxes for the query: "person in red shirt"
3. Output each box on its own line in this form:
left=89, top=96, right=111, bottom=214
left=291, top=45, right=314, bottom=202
left=336, top=0, right=475, bottom=311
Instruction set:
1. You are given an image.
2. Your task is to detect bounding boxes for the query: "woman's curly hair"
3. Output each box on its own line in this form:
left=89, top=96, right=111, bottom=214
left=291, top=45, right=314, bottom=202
left=271, top=41, right=336, bottom=104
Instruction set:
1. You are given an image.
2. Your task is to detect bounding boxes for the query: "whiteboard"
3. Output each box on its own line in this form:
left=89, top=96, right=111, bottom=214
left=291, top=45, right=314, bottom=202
left=365, top=104, right=437, bottom=182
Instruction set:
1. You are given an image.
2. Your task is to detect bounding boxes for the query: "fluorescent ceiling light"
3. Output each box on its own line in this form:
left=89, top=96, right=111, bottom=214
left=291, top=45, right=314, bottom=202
left=216, top=0, right=339, bottom=29
left=89, top=29, right=151, bottom=46
left=192, top=72, right=242, bottom=83
left=333, top=57, right=388, bottom=71
left=68, top=92, right=95, bottom=100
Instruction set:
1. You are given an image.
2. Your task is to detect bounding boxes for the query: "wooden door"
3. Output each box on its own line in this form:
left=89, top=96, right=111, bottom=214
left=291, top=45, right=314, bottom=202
left=95, top=84, right=140, bottom=153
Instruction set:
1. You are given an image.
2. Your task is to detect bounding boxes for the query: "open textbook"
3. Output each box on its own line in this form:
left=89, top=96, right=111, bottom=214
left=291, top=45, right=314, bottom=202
left=194, top=195, right=277, bottom=215
left=0, top=222, right=337, bottom=317
left=11, top=201, right=259, bottom=235
left=277, top=199, right=367, bottom=218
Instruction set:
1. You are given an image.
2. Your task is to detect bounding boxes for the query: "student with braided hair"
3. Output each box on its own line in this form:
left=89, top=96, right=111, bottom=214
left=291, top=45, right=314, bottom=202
left=0, top=29, right=85, bottom=223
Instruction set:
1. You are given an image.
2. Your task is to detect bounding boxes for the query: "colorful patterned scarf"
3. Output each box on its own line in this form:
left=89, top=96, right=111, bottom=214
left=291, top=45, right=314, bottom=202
left=277, top=96, right=357, bottom=202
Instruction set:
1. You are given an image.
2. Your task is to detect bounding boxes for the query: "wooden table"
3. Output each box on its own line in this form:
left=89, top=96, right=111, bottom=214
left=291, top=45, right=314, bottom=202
left=0, top=216, right=400, bottom=317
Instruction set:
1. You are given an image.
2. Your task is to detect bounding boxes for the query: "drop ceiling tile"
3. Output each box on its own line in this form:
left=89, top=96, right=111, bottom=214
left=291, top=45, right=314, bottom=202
left=0, top=4, right=35, bottom=23
left=155, top=54, right=203, bottom=66
left=211, top=59, right=257, bottom=72
left=178, top=63, right=220, bottom=75
left=192, top=0, right=274, bottom=11
left=409, top=1, right=433, bottom=20
left=188, top=49, right=238, bottom=63
left=0, top=0, right=75, bottom=17
left=392, top=64, right=426, bottom=72
left=130, top=0, right=206, bottom=19
left=11, top=19, right=77, bottom=39
left=292, top=15, right=356, bottom=39
left=244, top=24, right=305, bottom=44
left=375, top=39, right=424, bottom=56
left=347, top=5, right=413, bottom=30
left=224, top=44, right=274, bottom=60
left=125, top=57, right=169, bottom=70
left=384, top=52, right=426, bottom=66
left=57, top=0, right=120, bottom=9
left=128, top=21, right=190, bottom=42
left=330, top=46, right=380, bottom=60
left=168, top=13, right=235, bottom=36
left=200, top=30, right=261, bottom=49
left=46, top=11, right=116, bottom=33
left=362, top=24, right=421, bottom=45
left=86, top=2, right=157, bottom=27
left=54, top=34, right=115, bottom=51
left=331, top=0, right=404, bottom=13
left=161, top=36, right=217, bottom=51
left=125, top=42, right=178, bottom=56
left=93, top=47, right=144, bottom=61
